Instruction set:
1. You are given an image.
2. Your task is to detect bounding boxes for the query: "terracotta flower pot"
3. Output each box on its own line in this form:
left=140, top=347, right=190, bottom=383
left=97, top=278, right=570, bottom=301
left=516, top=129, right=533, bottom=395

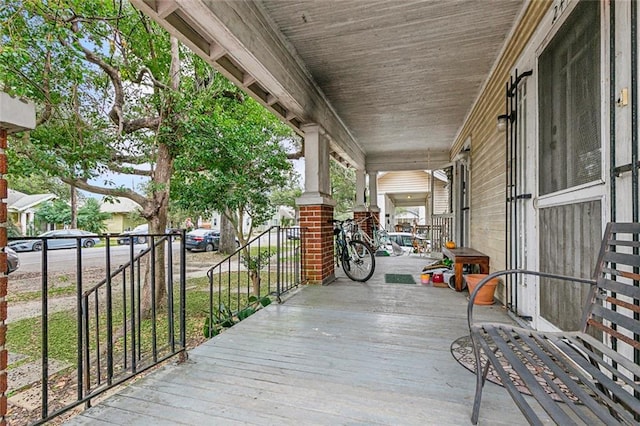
left=465, top=274, right=499, bottom=305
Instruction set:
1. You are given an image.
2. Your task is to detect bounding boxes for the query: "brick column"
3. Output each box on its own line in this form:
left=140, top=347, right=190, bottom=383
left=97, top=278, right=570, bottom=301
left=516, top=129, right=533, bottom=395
left=0, top=92, right=35, bottom=424
left=299, top=204, right=335, bottom=284
left=0, top=129, right=7, bottom=425
left=353, top=210, right=372, bottom=237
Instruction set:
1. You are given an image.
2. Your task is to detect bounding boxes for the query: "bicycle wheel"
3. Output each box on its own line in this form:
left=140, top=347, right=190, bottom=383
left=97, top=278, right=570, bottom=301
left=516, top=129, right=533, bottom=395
left=341, top=240, right=375, bottom=282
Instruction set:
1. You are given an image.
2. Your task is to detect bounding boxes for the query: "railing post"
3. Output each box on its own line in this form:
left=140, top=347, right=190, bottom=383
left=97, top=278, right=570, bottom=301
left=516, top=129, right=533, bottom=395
left=277, top=227, right=281, bottom=297
left=105, top=236, right=113, bottom=385
left=76, top=241, right=84, bottom=402
left=41, top=242, right=49, bottom=420
left=180, top=229, right=186, bottom=350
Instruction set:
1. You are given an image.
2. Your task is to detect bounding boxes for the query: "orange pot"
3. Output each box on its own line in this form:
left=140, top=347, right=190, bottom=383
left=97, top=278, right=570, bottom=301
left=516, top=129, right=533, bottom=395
left=465, top=274, right=499, bottom=305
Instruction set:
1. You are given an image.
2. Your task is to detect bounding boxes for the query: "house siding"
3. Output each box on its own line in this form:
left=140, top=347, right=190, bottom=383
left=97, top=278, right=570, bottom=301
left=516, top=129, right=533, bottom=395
left=377, top=171, right=448, bottom=226
left=452, top=1, right=551, bottom=304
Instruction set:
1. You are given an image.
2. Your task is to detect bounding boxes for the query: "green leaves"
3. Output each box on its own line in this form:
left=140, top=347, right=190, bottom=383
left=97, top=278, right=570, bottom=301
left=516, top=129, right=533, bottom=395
left=35, top=198, right=110, bottom=233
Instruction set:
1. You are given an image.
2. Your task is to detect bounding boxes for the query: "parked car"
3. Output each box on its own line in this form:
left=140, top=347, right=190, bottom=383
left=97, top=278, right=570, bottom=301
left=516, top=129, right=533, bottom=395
left=185, top=228, right=220, bottom=252
left=385, top=232, right=430, bottom=255
left=117, top=224, right=178, bottom=245
left=117, top=224, right=149, bottom=245
left=9, top=229, right=100, bottom=252
left=6, top=247, right=19, bottom=274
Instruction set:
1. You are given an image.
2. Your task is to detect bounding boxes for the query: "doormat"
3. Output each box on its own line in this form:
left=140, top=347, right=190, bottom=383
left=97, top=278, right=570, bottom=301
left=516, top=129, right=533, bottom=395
left=384, top=274, right=416, bottom=284
left=450, top=335, right=578, bottom=403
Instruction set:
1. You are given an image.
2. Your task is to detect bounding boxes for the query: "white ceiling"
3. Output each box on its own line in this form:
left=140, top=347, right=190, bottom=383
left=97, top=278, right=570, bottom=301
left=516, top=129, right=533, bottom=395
left=133, top=0, right=524, bottom=172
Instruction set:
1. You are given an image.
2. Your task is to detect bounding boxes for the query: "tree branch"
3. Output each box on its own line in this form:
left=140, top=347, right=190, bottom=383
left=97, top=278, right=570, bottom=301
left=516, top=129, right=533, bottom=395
left=108, top=164, right=153, bottom=177
left=60, top=16, right=163, bottom=135
left=287, top=151, right=304, bottom=160
left=60, top=177, right=148, bottom=207
left=133, top=67, right=170, bottom=91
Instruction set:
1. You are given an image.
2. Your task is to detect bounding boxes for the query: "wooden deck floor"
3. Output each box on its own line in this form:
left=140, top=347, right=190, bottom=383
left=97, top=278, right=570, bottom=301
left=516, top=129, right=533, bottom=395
left=65, top=255, right=533, bottom=425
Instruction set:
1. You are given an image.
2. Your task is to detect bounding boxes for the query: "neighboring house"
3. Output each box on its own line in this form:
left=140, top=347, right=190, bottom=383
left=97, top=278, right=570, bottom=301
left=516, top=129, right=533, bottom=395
left=99, top=197, right=142, bottom=234
left=7, top=189, right=56, bottom=235
left=376, top=170, right=449, bottom=230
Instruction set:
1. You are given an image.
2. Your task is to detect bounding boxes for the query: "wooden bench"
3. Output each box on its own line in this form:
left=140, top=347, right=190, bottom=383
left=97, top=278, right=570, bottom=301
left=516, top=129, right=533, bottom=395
left=468, top=222, right=640, bottom=425
left=442, top=246, right=490, bottom=291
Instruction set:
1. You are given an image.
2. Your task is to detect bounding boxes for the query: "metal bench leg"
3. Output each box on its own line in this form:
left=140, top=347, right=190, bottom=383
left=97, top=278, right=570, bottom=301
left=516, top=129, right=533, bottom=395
left=471, top=337, right=493, bottom=424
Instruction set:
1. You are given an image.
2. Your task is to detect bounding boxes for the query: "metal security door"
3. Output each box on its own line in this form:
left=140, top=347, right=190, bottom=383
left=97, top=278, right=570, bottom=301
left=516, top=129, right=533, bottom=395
left=504, top=69, right=534, bottom=321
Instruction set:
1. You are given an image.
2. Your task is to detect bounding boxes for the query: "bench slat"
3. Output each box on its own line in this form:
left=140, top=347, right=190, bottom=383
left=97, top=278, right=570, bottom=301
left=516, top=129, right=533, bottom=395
left=609, top=222, right=640, bottom=233
left=595, top=292, right=640, bottom=316
left=598, top=277, right=640, bottom=300
left=608, top=238, right=640, bottom=248
left=603, top=250, right=640, bottom=268
left=552, top=338, right=640, bottom=424
left=485, top=327, right=579, bottom=425
left=591, top=304, right=640, bottom=343
left=514, top=331, right=618, bottom=424
left=474, top=330, right=555, bottom=425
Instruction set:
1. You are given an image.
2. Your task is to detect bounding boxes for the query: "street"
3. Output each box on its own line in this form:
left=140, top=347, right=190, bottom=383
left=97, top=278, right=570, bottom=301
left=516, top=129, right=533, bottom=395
left=12, top=241, right=180, bottom=274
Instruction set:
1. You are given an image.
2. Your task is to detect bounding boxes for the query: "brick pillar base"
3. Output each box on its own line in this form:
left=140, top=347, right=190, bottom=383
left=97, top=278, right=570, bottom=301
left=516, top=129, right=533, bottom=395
left=353, top=211, right=372, bottom=238
left=300, top=204, right=335, bottom=285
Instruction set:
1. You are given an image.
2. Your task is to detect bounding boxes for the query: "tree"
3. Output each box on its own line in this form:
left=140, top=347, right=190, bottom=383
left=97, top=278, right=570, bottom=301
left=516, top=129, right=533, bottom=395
left=171, top=93, right=296, bottom=247
left=2, top=1, right=304, bottom=310
left=35, top=198, right=110, bottom=233
left=330, top=160, right=356, bottom=219
left=2, top=1, right=233, bottom=314
left=269, top=175, right=303, bottom=215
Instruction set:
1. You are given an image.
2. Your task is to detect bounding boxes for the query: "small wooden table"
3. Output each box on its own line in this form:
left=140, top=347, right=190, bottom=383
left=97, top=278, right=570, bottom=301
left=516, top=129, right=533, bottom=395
left=442, top=247, right=490, bottom=291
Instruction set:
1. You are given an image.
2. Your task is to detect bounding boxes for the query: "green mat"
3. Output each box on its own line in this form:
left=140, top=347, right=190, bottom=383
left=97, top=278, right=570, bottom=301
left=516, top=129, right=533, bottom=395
left=385, top=273, right=416, bottom=284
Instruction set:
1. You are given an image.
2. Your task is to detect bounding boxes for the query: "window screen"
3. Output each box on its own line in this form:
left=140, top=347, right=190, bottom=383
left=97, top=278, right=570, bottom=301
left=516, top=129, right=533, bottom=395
left=538, top=2, right=600, bottom=195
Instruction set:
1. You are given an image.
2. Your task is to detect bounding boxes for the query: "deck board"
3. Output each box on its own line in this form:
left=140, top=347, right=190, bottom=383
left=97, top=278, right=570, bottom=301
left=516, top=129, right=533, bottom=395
left=65, top=256, right=537, bottom=425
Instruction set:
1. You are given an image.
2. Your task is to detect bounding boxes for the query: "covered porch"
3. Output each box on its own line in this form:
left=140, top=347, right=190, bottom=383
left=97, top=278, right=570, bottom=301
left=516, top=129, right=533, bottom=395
left=65, top=255, right=533, bottom=425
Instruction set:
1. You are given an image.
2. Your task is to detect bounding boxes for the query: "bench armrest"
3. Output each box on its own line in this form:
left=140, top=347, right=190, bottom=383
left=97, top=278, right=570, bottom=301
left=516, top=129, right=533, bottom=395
left=467, top=270, right=595, bottom=331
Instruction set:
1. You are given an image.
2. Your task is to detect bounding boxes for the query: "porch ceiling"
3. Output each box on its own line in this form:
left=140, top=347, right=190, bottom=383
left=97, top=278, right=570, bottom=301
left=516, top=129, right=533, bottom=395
left=133, top=0, right=524, bottom=171
left=387, top=191, right=430, bottom=208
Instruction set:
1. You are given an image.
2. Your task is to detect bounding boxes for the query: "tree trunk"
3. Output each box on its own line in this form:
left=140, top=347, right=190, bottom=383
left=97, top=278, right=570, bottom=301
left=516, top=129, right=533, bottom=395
left=220, top=213, right=237, bottom=254
left=139, top=144, right=173, bottom=318
left=250, top=270, right=260, bottom=296
left=140, top=35, right=180, bottom=318
left=70, top=184, right=77, bottom=229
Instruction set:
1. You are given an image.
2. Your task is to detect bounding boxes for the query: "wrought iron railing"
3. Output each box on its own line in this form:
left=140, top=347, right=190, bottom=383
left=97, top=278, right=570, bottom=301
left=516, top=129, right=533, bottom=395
left=204, top=226, right=306, bottom=337
left=8, top=226, right=305, bottom=425
left=7, top=231, right=186, bottom=425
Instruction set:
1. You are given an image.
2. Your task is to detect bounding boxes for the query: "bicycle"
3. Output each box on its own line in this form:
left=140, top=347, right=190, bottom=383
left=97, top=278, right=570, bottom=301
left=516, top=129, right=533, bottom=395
left=351, top=215, right=389, bottom=251
left=332, top=219, right=375, bottom=282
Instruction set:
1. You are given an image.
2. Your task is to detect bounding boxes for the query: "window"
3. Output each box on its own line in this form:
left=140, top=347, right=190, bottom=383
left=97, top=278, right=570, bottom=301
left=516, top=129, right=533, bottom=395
left=538, top=1, right=600, bottom=195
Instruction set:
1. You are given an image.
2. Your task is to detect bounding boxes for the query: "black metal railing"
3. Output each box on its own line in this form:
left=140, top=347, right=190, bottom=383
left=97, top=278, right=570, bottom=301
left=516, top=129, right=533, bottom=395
left=7, top=231, right=186, bottom=425
left=79, top=234, right=186, bottom=410
left=8, top=226, right=304, bottom=425
left=204, top=226, right=305, bottom=337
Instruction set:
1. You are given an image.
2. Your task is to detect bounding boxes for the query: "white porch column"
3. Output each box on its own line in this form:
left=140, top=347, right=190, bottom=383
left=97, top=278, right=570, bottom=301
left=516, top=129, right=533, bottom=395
left=353, top=169, right=367, bottom=213
left=368, top=171, right=380, bottom=211
left=296, top=124, right=336, bottom=285
left=298, top=124, right=332, bottom=202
